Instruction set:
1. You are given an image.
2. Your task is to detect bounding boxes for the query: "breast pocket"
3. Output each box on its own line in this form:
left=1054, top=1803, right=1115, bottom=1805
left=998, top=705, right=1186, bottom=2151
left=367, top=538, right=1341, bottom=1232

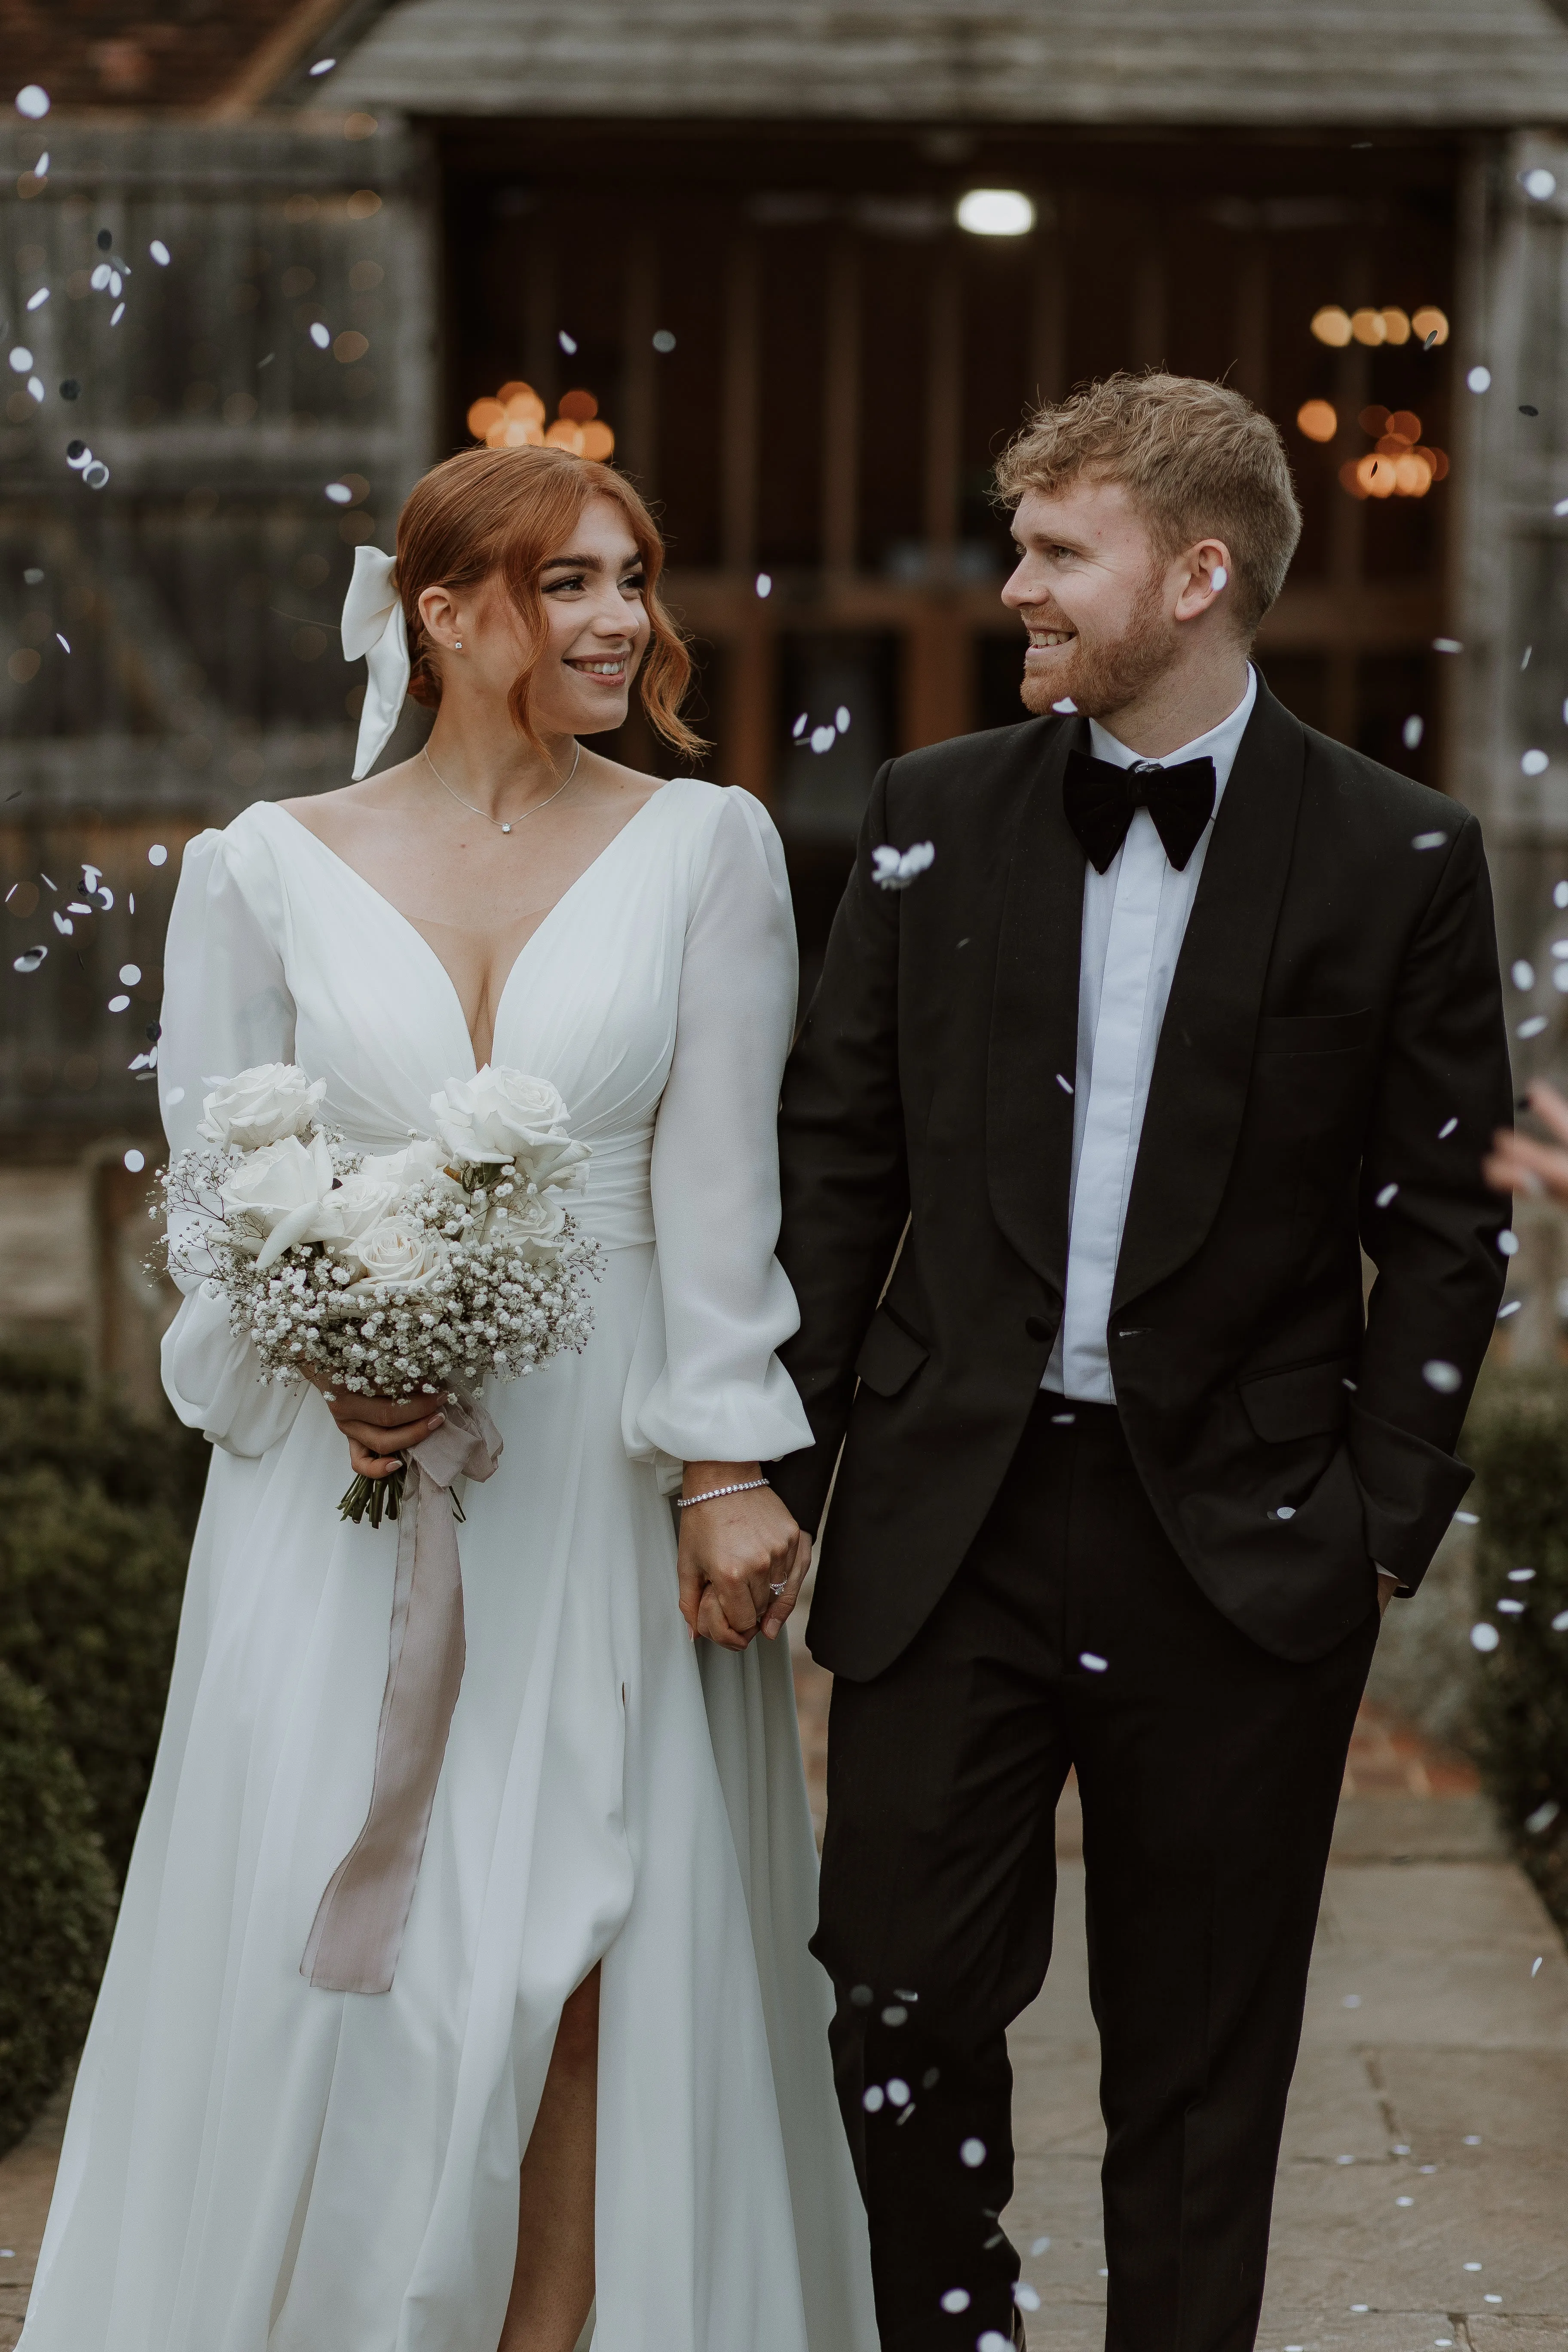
left=1255, top=1008, right=1375, bottom=1059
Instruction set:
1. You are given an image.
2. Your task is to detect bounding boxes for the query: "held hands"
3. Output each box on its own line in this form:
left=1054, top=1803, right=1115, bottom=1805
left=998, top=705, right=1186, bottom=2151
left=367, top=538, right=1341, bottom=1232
left=306, top=1371, right=445, bottom=1481
left=1484, top=1078, right=1568, bottom=1204
left=677, top=1463, right=812, bottom=1651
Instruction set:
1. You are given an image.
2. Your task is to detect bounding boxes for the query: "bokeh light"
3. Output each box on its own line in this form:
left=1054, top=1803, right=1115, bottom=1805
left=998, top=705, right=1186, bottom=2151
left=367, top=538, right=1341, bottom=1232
left=1296, top=399, right=1338, bottom=443
left=1311, top=305, right=1353, bottom=347
left=956, top=188, right=1035, bottom=237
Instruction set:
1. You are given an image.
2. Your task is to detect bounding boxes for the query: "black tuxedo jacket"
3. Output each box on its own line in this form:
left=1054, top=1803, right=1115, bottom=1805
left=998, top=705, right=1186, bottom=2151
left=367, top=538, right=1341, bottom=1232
left=771, top=680, right=1513, bottom=1679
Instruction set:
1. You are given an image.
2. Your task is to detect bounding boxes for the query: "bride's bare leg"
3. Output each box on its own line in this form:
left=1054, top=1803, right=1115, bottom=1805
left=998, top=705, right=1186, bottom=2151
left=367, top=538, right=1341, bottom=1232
left=497, top=1965, right=600, bottom=2352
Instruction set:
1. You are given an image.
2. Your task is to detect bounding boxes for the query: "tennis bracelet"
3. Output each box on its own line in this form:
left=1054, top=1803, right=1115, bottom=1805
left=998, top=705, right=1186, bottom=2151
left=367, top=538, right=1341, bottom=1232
left=674, top=1477, right=771, bottom=1511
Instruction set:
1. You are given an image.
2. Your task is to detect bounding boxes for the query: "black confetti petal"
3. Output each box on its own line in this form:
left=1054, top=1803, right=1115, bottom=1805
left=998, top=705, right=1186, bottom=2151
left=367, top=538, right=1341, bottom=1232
left=66, top=438, right=84, bottom=459
left=59, top=379, right=79, bottom=399
left=1521, top=404, right=1540, bottom=416
left=145, top=1021, right=161, bottom=1041
left=96, top=228, right=112, bottom=250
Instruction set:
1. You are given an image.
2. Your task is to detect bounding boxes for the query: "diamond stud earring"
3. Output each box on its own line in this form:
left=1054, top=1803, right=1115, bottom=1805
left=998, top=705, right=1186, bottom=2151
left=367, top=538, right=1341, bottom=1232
left=453, top=639, right=463, bottom=650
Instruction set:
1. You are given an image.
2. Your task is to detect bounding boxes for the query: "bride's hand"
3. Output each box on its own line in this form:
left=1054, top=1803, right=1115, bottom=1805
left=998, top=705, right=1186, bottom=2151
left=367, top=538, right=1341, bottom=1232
left=677, top=1466, right=806, bottom=1650
left=306, top=1373, right=446, bottom=1481
left=1483, top=1078, right=1568, bottom=1204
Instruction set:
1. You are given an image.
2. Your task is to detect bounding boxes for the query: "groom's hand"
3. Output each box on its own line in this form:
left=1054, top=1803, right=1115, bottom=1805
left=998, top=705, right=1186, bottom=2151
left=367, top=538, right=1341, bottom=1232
left=677, top=1464, right=811, bottom=1650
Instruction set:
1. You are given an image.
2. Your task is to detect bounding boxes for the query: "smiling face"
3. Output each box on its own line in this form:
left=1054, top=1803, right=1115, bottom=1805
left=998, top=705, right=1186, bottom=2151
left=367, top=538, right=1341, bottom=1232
left=419, top=491, right=653, bottom=741
left=1001, top=476, right=1234, bottom=723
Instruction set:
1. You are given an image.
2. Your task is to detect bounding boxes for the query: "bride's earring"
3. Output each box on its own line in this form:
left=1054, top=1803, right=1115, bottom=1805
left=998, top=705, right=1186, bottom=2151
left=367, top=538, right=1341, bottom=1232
left=453, top=640, right=463, bottom=651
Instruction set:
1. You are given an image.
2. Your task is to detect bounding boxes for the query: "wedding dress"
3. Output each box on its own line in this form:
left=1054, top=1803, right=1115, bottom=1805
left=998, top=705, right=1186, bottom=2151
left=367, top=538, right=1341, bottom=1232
left=21, top=779, right=876, bottom=2352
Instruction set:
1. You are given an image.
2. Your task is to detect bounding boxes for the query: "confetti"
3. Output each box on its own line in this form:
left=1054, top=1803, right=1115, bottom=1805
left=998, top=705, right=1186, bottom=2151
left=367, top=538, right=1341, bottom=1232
left=1335, top=2152, right=1354, bottom=2164
left=1525, top=1798, right=1561, bottom=1832
left=1079, top=1651, right=1108, bottom=1672
left=123, top=1148, right=145, bottom=1173
left=1432, top=638, right=1463, bottom=654
left=1470, top=1622, right=1501, bottom=1652
left=148, top=844, right=168, bottom=866
left=1517, top=1015, right=1548, bottom=1037
left=977, top=2337, right=1012, bottom=2352
left=1014, top=2283, right=1041, bottom=2311
left=150, top=239, right=171, bottom=265
left=1342, top=1993, right=1362, bottom=2007
left=1522, top=165, right=1558, bottom=199
left=810, top=724, right=836, bottom=754
left=1496, top=1597, right=1525, bottom=1614
left=110, top=303, right=125, bottom=328
left=836, top=704, right=851, bottom=732
left=55, top=632, right=69, bottom=653
left=325, top=481, right=354, bottom=504
left=1210, top=565, right=1228, bottom=592
left=871, top=841, right=935, bottom=891
left=1440, top=1117, right=1458, bottom=1138
left=1498, top=1228, right=1520, bottom=1254
left=886, top=2076, right=910, bottom=2103
left=14, top=84, right=49, bottom=119
left=880, top=2003, right=908, bottom=2025
left=755, top=573, right=772, bottom=598
left=939, top=2289, right=971, bottom=2313
left=558, top=330, right=577, bottom=354
left=309, top=322, right=331, bottom=349
left=1466, top=366, right=1491, bottom=393
left=862, top=2085, right=885, bottom=2112
left=107, top=994, right=130, bottom=1013
left=791, top=712, right=808, bottom=738
left=1396, top=2194, right=1414, bottom=2206
left=1403, top=715, right=1424, bottom=749
left=1412, top=831, right=1446, bottom=849
left=1462, top=2135, right=1481, bottom=2145
left=1520, top=404, right=1540, bottom=417
left=1512, top=959, right=1536, bottom=989
left=1055, top=1072, right=1073, bottom=1093
left=1030, top=2236, right=1051, bottom=2255
left=1554, top=1609, right=1568, bottom=1631
left=959, top=2137, right=986, bottom=2168
left=1522, top=645, right=1534, bottom=668
left=652, top=329, right=676, bottom=352
left=309, top=56, right=337, bottom=75
left=24, top=287, right=47, bottom=312
left=1532, top=1954, right=1544, bottom=1975
left=8, top=346, right=32, bottom=374
left=1507, top=1566, right=1535, bottom=1579
left=1522, top=750, right=1550, bottom=775
left=1052, top=695, right=1077, bottom=712
left=12, top=946, right=46, bottom=973
left=1375, top=1181, right=1399, bottom=1207
left=1464, top=2260, right=1482, bottom=2270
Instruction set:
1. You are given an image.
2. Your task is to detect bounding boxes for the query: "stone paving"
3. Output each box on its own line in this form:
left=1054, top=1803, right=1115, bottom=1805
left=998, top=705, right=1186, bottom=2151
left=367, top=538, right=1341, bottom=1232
left=3, top=1670, right=1562, bottom=2351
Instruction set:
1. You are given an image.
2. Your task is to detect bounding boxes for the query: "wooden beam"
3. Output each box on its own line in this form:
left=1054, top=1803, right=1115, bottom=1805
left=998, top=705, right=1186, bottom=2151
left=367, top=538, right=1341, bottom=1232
left=902, top=600, right=972, bottom=751
left=721, top=233, right=761, bottom=573
left=620, top=227, right=659, bottom=492
left=1029, top=199, right=1065, bottom=410
left=821, top=232, right=861, bottom=577
left=723, top=619, right=775, bottom=805
left=924, top=244, right=963, bottom=560
left=207, top=0, right=364, bottom=119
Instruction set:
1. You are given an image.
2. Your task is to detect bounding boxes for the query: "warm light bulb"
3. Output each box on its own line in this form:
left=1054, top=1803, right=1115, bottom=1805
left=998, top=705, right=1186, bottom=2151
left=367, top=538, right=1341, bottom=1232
left=1296, top=399, right=1338, bottom=444
left=1311, top=306, right=1354, bottom=347
left=956, top=188, right=1036, bottom=237
left=1350, top=307, right=1387, bottom=346
left=1411, top=305, right=1449, bottom=346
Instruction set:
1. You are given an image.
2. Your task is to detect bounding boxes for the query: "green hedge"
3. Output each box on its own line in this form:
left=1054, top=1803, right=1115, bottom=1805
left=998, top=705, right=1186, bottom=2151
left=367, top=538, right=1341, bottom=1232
left=1463, top=1367, right=1568, bottom=1930
left=0, top=1663, right=117, bottom=2154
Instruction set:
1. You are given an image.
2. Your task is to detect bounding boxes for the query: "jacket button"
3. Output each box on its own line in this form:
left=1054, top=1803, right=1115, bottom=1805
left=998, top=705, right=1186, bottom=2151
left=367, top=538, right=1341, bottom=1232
left=1025, top=1314, right=1051, bottom=1341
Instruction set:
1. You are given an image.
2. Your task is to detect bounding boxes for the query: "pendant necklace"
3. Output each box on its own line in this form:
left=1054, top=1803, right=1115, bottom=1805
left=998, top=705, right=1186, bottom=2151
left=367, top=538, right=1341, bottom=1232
left=422, top=738, right=581, bottom=835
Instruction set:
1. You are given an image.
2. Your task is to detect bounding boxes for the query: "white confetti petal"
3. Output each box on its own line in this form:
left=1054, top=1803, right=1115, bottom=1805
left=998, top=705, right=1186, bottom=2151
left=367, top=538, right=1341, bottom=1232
left=1516, top=1016, right=1549, bottom=1037
left=1513, top=959, right=1536, bottom=989
left=122, top=1148, right=145, bottom=1172
left=1412, top=830, right=1446, bottom=849
left=149, top=239, right=171, bottom=265
left=959, top=2136, right=986, bottom=2168
left=309, top=322, right=331, bottom=349
left=1079, top=1651, right=1108, bottom=1672
left=15, top=85, right=50, bottom=120
left=1470, top=1622, right=1501, bottom=1652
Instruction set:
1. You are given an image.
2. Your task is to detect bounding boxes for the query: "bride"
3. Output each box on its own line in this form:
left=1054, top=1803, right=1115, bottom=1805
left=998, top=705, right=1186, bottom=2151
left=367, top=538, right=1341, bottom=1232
left=21, top=446, right=876, bottom=2352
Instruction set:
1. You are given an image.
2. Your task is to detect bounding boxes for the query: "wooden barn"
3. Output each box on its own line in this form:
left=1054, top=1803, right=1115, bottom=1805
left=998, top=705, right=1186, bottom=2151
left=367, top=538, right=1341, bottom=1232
left=5, top=0, right=1568, bottom=1388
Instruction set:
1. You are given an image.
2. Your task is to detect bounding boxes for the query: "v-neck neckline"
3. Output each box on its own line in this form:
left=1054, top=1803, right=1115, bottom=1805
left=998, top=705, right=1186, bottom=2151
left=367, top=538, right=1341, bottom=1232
left=264, top=785, right=668, bottom=1073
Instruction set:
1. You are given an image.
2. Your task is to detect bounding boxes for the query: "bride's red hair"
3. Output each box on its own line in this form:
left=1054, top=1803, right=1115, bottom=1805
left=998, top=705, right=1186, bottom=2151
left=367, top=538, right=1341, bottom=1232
left=395, top=445, right=703, bottom=757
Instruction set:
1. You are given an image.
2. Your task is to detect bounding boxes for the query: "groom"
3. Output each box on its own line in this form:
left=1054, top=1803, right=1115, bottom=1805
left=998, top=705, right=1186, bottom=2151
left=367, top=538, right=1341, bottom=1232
left=761, top=374, right=1513, bottom=2349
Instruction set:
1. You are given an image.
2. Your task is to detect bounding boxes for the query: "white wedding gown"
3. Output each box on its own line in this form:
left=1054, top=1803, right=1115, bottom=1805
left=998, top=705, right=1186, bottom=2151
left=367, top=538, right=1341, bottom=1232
left=22, top=780, right=876, bottom=2352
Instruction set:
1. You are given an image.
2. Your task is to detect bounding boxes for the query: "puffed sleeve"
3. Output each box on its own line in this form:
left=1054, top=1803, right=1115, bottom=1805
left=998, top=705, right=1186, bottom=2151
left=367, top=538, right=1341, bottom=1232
left=157, top=819, right=309, bottom=1457
left=624, top=790, right=815, bottom=1474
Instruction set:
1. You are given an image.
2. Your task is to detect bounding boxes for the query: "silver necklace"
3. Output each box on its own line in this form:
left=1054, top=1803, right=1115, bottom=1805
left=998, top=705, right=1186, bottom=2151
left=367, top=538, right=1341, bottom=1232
left=422, top=738, right=581, bottom=835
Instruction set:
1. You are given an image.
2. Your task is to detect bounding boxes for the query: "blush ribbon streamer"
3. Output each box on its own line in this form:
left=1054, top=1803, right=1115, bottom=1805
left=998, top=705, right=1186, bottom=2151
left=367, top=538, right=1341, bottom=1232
left=302, top=1394, right=503, bottom=1995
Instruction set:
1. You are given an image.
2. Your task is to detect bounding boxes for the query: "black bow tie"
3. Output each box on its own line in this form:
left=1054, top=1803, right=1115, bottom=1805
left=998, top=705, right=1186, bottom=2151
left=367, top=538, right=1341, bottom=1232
left=1062, top=748, right=1217, bottom=875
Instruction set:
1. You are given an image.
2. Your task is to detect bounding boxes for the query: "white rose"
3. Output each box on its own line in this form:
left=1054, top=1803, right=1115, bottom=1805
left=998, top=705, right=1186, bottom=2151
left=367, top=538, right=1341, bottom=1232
left=199, top=1063, right=325, bottom=1150
left=340, top=1218, right=452, bottom=1296
left=219, top=1130, right=339, bottom=1270
left=499, top=1187, right=569, bottom=1252
left=430, top=1066, right=589, bottom=1191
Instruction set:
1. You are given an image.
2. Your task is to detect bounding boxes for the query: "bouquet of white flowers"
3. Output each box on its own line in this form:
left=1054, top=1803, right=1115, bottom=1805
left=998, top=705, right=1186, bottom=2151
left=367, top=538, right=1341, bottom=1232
left=158, top=1061, right=603, bottom=1525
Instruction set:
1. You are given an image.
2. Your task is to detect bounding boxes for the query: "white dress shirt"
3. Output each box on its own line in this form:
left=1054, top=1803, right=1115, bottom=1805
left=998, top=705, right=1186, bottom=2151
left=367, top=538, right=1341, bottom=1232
left=1043, top=666, right=1258, bottom=1403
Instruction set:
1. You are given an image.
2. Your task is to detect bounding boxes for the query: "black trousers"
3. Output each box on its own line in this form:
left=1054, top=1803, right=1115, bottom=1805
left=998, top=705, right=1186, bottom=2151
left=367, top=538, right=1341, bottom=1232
left=812, top=1398, right=1379, bottom=2352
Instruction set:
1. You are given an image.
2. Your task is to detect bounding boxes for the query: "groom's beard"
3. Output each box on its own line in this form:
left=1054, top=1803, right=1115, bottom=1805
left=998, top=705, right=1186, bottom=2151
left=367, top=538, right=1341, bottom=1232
left=1018, top=566, right=1178, bottom=722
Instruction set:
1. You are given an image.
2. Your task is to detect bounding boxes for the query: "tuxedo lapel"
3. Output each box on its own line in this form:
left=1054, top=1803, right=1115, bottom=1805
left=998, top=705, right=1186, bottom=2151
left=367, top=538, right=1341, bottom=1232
left=1112, top=680, right=1305, bottom=1311
left=986, top=716, right=1087, bottom=1293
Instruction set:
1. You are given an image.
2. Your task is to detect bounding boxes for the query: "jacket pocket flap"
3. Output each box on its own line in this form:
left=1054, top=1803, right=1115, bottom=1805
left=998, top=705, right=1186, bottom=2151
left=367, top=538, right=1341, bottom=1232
left=1256, top=1008, right=1374, bottom=1057
left=854, top=1310, right=930, bottom=1399
left=1240, top=1357, right=1353, bottom=1442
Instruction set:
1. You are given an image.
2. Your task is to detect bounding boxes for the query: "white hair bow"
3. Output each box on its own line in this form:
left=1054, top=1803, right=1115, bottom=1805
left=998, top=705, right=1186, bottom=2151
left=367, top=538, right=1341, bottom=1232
left=341, top=544, right=410, bottom=781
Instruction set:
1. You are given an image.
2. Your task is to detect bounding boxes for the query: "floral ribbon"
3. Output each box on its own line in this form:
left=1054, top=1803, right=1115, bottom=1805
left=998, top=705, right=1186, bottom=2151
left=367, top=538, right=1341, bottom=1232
left=301, top=1394, right=503, bottom=1995
left=340, top=543, right=410, bottom=781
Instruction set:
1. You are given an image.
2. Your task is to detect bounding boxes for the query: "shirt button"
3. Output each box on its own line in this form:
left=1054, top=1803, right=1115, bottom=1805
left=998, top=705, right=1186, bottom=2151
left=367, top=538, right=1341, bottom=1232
left=1025, top=1314, right=1052, bottom=1341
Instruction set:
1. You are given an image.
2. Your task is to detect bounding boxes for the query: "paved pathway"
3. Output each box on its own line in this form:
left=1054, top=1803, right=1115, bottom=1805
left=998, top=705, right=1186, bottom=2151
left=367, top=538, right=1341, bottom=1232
left=3, top=1675, right=1562, bottom=2352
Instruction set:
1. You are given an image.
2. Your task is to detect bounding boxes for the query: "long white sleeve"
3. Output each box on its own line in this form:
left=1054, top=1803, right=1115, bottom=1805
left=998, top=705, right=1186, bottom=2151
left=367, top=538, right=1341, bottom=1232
left=627, top=791, right=814, bottom=1470
left=157, top=820, right=309, bottom=1457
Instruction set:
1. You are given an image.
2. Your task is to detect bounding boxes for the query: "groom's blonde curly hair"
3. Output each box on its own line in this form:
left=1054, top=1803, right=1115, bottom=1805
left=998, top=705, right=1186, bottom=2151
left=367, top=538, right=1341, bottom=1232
left=994, top=372, right=1303, bottom=639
